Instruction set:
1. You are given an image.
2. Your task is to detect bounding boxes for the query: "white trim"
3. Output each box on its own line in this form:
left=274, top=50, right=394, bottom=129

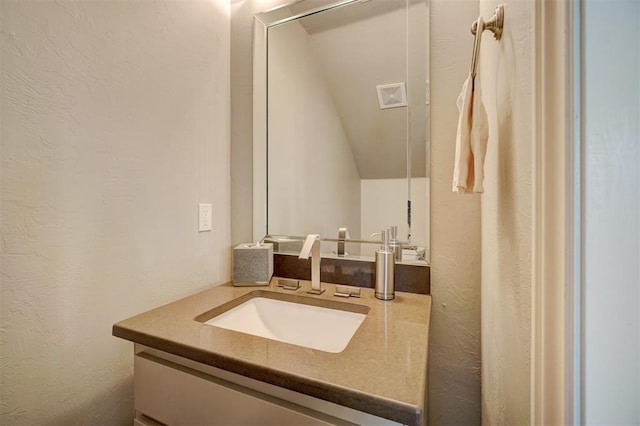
left=531, top=0, right=571, bottom=424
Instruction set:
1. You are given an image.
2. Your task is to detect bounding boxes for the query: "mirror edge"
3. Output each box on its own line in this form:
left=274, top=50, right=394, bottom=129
left=253, top=14, right=267, bottom=243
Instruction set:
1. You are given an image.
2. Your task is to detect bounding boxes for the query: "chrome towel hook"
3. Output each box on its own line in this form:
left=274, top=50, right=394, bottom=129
left=471, top=4, right=504, bottom=41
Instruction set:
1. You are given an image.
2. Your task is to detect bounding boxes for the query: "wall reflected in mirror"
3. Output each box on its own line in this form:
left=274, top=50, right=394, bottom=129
left=254, top=0, right=429, bottom=264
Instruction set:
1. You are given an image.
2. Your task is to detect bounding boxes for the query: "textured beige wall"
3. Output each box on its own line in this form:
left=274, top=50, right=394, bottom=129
left=0, top=1, right=230, bottom=423
left=478, top=1, right=533, bottom=424
left=429, top=1, right=482, bottom=424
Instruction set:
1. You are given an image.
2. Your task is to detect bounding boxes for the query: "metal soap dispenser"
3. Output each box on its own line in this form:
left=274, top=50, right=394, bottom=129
left=375, top=228, right=395, bottom=300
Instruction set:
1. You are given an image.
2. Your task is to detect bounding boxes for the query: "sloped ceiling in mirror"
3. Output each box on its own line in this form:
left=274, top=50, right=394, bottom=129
left=286, top=0, right=427, bottom=179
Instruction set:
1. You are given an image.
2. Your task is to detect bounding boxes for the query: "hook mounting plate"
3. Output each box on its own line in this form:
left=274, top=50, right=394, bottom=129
left=471, top=4, right=504, bottom=40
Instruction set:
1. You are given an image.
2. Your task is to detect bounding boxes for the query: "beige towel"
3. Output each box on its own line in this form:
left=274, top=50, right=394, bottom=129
left=452, top=73, right=489, bottom=193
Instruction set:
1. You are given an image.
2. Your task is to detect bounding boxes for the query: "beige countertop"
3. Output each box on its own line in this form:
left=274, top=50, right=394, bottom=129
left=113, top=279, right=432, bottom=425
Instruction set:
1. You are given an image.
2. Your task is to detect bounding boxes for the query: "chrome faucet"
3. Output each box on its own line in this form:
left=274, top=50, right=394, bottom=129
left=337, top=227, right=350, bottom=256
left=299, top=234, right=324, bottom=295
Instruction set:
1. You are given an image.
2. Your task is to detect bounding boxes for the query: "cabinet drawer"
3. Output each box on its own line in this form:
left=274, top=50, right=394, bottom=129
left=134, top=352, right=342, bottom=426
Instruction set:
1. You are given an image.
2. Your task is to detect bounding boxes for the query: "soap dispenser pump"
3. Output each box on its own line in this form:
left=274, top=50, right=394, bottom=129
left=375, top=228, right=395, bottom=300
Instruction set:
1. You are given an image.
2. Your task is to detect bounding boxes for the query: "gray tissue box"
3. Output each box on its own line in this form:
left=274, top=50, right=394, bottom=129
left=233, top=243, right=273, bottom=286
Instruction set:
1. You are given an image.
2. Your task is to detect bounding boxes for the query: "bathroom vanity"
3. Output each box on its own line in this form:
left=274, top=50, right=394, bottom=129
left=113, top=280, right=431, bottom=425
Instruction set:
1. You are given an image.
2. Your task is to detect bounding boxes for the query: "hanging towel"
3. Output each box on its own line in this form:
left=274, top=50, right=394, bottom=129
left=452, top=71, right=489, bottom=193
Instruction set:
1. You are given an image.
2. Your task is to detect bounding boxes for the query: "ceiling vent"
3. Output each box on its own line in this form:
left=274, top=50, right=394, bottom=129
left=376, top=82, right=407, bottom=109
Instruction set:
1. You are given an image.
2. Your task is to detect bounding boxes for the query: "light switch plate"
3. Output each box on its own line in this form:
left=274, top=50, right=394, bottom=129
left=425, top=80, right=430, bottom=105
left=198, top=204, right=212, bottom=232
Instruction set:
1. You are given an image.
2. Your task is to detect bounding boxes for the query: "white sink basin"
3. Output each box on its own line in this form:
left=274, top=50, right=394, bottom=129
left=203, top=295, right=367, bottom=353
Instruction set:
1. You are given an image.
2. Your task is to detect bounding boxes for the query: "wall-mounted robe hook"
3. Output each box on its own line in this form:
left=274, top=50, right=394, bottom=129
left=471, top=4, right=504, bottom=40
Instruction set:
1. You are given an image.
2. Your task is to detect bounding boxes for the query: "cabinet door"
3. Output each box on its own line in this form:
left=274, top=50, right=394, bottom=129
left=134, top=353, right=342, bottom=426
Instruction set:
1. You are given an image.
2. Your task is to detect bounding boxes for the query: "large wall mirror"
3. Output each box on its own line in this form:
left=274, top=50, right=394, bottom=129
left=254, top=0, right=429, bottom=263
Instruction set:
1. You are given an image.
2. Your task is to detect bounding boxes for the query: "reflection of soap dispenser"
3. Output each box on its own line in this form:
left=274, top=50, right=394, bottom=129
left=375, top=228, right=395, bottom=301
left=389, top=225, right=402, bottom=262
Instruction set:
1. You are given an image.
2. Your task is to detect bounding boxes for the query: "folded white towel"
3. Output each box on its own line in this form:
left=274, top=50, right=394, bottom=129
left=452, top=73, right=489, bottom=194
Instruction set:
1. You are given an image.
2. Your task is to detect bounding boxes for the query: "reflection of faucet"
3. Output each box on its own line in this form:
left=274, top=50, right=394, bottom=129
left=337, top=227, right=350, bottom=256
left=299, top=234, right=324, bottom=295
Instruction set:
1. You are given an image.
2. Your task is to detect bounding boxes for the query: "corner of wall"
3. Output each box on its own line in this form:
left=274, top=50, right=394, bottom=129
left=428, top=0, right=482, bottom=424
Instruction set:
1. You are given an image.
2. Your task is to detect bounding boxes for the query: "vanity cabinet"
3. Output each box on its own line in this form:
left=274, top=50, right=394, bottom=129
left=113, top=282, right=431, bottom=426
left=133, top=345, right=401, bottom=426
